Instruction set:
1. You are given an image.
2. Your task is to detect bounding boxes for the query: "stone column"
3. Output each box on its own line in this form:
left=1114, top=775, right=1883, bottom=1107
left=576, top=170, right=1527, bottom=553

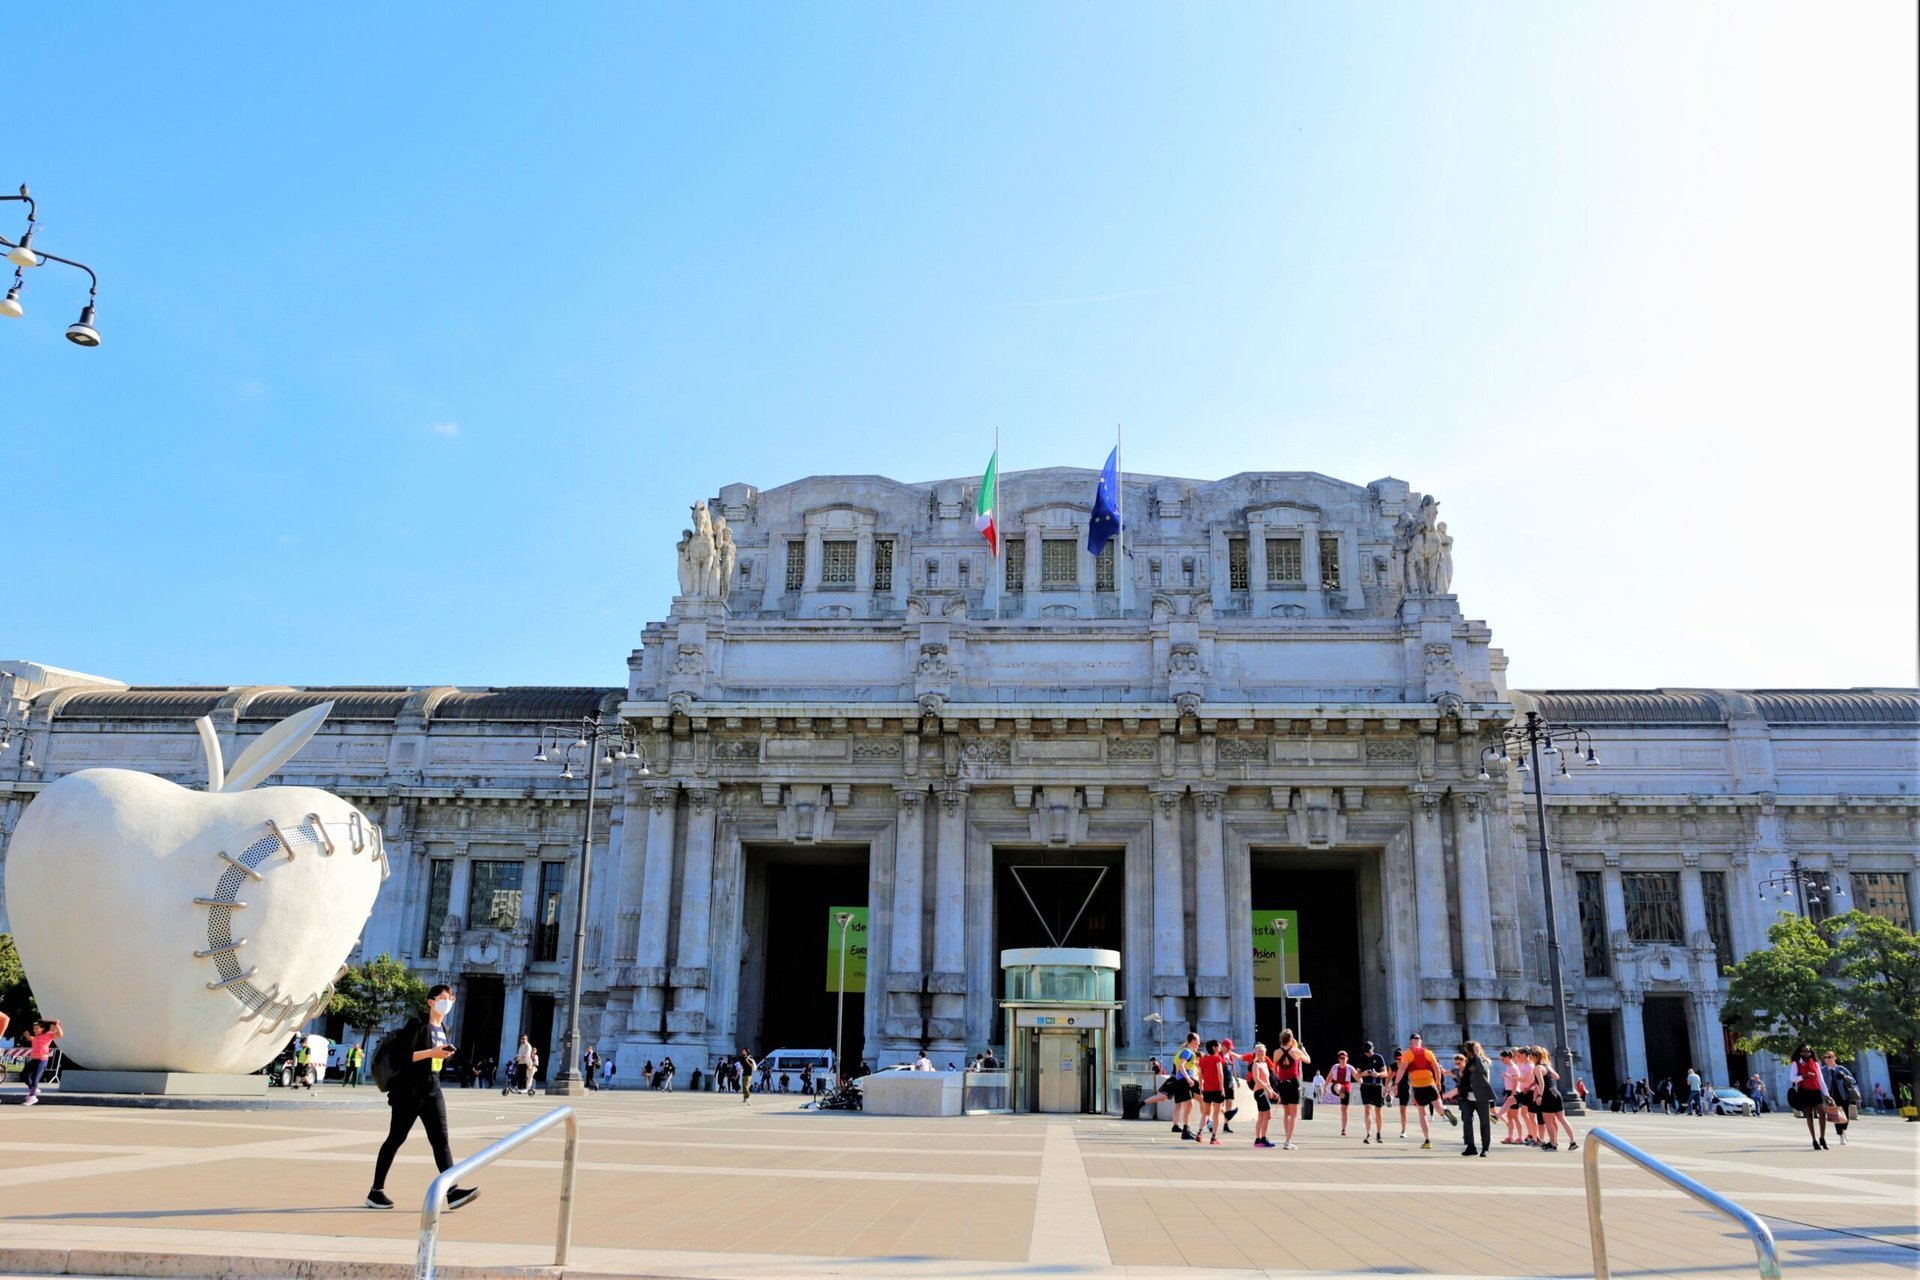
left=632, top=784, right=678, bottom=1037
left=446, top=843, right=473, bottom=935
left=1149, top=786, right=1189, bottom=1028
left=667, top=785, right=718, bottom=1044
left=1023, top=520, right=1043, bottom=596
left=1411, top=790, right=1458, bottom=1035
left=928, top=784, right=968, bottom=1054
left=803, top=526, right=823, bottom=592
left=1341, top=528, right=1366, bottom=611
left=855, top=529, right=875, bottom=594
left=1301, top=521, right=1323, bottom=616
left=884, top=786, right=927, bottom=1049
left=1192, top=787, right=1230, bottom=1036
left=498, top=975, right=526, bottom=1077
left=1452, top=792, right=1501, bottom=1039
left=1619, top=989, right=1648, bottom=1082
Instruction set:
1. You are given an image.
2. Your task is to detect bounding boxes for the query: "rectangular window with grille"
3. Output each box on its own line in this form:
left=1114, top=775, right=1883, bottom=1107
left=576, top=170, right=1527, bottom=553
left=1095, top=543, right=1115, bottom=591
left=1227, top=537, right=1249, bottom=590
left=873, top=539, right=893, bottom=592
left=784, top=541, right=805, bottom=592
left=1267, top=537, right=1302, bottom=583
left=1623, top=871, right=1683, bottom=943
left=1042, top=539, right=1077, bottom=584
left=821, top=539, right=856, bottom=587
left=1577, top=870, right=1610, bottom=977
left=533, top=861, right=566, bottom=962
left=1851, top=872, right=1914, bottom=930
left=421, top=858, right=453, bottom=959
left=1320, top=535, right=1342, bottom=589
left=468, top=859, right=524, bottom=931
left=1005, top=537, right=1025, bottom=591
left=1701, top=870, right=1735, bottom=968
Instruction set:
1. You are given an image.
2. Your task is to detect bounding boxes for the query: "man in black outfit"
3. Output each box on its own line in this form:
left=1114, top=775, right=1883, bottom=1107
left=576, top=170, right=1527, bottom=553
left=366, top=984, right=479, bottom=1212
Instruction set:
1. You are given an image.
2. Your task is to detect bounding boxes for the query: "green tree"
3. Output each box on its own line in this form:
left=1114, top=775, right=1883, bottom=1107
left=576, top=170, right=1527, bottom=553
left=1722, top=914, right=1865, bottom=1059
left=0, top=933, right=38, bottom=1031
left=328, top=953, right=427, bottom=1048
left=1829, top=910, right=1920, bottom=1102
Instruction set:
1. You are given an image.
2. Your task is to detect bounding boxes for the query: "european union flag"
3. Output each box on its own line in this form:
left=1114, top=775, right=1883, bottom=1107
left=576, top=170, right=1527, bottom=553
left=1087, top=447, right=1122, bottom=555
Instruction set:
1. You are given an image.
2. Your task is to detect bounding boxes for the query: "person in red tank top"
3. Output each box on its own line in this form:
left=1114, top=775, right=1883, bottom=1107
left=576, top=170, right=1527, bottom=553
left=1195, top=1041, right=1229, bottom=1147
left=1787, top=1044, right=1829, bottom=1151
left=1326, top=1050, right=1360, bottom=1137
left=1269, top=1029, right=1313, bottom=1149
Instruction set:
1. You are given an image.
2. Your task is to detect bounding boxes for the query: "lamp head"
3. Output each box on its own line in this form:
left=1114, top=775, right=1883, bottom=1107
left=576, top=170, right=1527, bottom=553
left=6, top=231, right=39, bottom=269
left=1585, top=747, right=1599, bottom=766
left=1477, top=767, right=1491, bottom=781
left=66, top=302, right=101, bottom=347
left=0, top=275, right=21, bottom=319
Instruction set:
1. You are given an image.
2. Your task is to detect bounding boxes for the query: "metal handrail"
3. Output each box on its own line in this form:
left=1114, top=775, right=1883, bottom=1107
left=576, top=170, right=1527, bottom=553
left=1584, top=1126, right=1779, bottom=1280
left=416, top=1105, right=578, bottom=1280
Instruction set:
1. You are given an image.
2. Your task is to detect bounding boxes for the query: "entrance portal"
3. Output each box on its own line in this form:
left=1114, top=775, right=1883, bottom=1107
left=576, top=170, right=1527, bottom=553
left=1643, top=995, right=1691, bottom=1088
left=1248, top=858, right=1366, bottom=1058
left=739, top=845, right=870, bottom=1072
left=458, top=974, right=504, bottom=1085
left=992, top=848, right=1124, bottom=1005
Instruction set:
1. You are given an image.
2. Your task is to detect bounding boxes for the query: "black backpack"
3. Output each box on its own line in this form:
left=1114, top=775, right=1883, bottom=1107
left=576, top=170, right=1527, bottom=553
left=371, top=1022, right=418, bottom=1094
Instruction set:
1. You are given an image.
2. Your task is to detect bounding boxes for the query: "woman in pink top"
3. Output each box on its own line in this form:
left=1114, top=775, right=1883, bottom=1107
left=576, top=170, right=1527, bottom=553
left=20, top=1018, right=62, bottom=1106
left=1502, top=1048, right=1537, bottom=1145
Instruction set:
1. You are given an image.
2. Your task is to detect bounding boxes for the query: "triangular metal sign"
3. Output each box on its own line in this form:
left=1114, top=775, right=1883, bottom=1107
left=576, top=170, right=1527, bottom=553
left=1008, top=864, right=1109, bottom=947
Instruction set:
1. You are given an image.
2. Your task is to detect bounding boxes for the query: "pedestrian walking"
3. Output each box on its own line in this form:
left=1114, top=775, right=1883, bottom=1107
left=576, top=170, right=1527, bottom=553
left=1821, top=1052, right=1858, bottom=1145
left=343, top=1042, right=364, bottom=1088
left=1270, top=1029, right=1312, bottom=1150
left=365, top=984, right=478, bottom=1213
left=583, top=1047, right=599, bottom=1090
left=1786, top=1044, right=1828, bottom=1150
left=1246, top=1043, right=1281, bottom=1148
left=1453, top=1042, right=1495, bottom=1157
left=1528, top=1046, right=1578, bottom=1152
left=1390, top=1033, right=1445, bottom=1150
left=739, top=1049, right=756, bottom=1104
left=18, top=1018, right=61, bottom=1106
left=1685, top=1066, right=1702, bottom=1116
left=1355, top=1040, right=1389, bottom=1144
left=1326, top=1050, right=1359, bottom=1136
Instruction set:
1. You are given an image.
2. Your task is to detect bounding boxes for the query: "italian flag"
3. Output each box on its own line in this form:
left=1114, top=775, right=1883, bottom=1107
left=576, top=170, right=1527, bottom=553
left=974, top=451, right=999, bottom=555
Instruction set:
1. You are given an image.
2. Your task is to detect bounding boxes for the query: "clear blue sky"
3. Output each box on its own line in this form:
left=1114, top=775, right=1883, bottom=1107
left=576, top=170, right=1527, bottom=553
left=6, top=4, right=1914, bottom=691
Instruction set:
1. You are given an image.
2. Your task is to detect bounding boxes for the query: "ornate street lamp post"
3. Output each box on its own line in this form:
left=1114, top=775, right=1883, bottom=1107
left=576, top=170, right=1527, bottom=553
left=833, top=910, right=854, bottom=1085
left=1757, top=855, right=1847, bottom=921
left=1482, top=711, right=1600, bottom=1115
left=2, top=185, right=104, bottom=345
left=535, top=717, right=647, bottom=1095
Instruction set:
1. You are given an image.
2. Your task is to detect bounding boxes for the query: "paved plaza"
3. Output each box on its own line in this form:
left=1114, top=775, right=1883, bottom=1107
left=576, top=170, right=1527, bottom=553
left=0, top=1090, right=1913, bottom=1279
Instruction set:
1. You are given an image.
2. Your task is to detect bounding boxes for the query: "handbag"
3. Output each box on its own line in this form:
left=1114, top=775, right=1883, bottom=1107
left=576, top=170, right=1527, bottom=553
left=1822, top=1102, right=1845, bottom=1125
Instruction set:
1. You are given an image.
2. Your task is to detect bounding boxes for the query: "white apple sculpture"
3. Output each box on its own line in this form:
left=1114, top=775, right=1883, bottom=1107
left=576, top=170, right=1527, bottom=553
left=4, top=704, right=389, bottom=1074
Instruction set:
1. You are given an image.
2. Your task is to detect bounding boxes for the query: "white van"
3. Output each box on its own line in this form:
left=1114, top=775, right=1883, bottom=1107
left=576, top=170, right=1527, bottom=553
left=759, top=1048, right=836, bottom=1090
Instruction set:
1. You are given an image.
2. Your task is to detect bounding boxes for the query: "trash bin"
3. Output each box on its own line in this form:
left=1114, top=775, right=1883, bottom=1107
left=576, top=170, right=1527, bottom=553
left=1121, top=1083, right=1144, bottom=1120
left=1301, top=1095, right=1314, bottom=1121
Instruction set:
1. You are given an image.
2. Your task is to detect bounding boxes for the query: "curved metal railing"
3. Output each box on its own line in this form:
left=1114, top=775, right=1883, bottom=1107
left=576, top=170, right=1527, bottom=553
left=1584, top=1126, right=1780, bottom=1280
left=416, top=1105, right=578, bottom=1280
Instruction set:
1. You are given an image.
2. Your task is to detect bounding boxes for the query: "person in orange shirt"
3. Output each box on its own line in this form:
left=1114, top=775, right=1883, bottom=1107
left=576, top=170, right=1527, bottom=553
left=1390, top=1032, right=1448, bottom=1150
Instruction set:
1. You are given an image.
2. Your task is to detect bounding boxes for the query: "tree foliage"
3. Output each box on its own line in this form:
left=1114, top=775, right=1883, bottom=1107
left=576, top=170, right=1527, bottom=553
left=1722, top=914, right=1865, bottom=1058
left=1829, top=910, right=1920, bottom=1069
left=0, top=933, right=38, bottom=1032
left=328, top=953, right=427, bottom=1047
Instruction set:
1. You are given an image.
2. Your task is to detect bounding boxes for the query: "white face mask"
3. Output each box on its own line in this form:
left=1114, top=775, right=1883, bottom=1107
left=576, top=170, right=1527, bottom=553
left=432, top=998, right=454, bottom=1017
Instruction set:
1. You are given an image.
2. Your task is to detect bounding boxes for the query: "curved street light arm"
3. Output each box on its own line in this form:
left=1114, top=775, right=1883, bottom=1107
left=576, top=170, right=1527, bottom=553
left=0, top=189, right=36, bottom=225
left=0, top=233, right=98, bottom=295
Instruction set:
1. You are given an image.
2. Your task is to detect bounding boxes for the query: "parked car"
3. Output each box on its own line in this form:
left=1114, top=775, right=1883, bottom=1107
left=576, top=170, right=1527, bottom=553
left=1709, top=1086, right=1756, bottom=1116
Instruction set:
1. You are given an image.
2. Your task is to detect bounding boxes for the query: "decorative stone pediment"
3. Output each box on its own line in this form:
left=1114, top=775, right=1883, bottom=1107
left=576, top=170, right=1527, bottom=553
left=766, top=783, right=836, bottom=842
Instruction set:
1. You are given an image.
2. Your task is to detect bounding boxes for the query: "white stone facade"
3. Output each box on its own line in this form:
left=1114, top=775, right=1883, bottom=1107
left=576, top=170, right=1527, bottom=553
left=2, top=468, right=1914, bottom=1097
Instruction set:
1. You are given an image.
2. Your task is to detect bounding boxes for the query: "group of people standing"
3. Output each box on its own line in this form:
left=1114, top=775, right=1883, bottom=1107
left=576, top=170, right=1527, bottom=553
left=1144, top=1030, right=1580, bottom=1157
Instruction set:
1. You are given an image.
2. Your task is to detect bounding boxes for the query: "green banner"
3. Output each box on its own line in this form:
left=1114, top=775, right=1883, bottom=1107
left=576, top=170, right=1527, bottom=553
left=1252, top=909, right=1299, bottom=998
left=825, top=906, right=868, bottom=994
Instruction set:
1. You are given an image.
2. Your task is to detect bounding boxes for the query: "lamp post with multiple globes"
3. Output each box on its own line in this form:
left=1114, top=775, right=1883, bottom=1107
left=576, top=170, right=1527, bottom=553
left=534, top=717, right=648, bottom=1094
left=1481, top=710, right=1600, bottom=1115
left=2, top=185, right=103, bottom=345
